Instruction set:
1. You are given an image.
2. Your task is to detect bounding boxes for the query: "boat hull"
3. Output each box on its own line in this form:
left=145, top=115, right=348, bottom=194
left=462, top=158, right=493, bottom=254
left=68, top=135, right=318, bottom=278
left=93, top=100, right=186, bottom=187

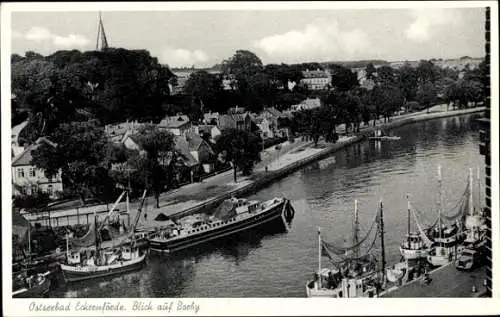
left=13, top=277, right=51, bottom=298
left=149, top=199, right=289, bottom=253
left=60, top=254, right=146, bottom=283
left=399, top=246, right=428, bottom=260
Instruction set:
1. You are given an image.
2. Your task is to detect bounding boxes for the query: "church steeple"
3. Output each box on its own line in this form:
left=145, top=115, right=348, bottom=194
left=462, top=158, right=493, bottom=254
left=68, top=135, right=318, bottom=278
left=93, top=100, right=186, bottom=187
left=96, top=12, right=109, bottom=51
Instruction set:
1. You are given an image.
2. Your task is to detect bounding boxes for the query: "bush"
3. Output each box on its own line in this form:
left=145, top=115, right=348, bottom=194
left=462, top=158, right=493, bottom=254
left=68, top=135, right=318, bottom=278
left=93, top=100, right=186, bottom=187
left=13, top=191, right=51, bottom=210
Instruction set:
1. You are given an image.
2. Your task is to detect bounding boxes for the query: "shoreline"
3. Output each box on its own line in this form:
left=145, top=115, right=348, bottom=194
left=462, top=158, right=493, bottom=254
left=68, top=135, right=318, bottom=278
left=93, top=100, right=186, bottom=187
left=23, top=107, right=485, bottom=229
left=154, top=107, right=485, bottom=222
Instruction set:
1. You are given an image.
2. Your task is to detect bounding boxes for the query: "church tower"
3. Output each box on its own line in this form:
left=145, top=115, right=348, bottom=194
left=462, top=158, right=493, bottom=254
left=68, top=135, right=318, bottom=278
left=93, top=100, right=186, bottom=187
left=96, top=12, right=109, bottom=51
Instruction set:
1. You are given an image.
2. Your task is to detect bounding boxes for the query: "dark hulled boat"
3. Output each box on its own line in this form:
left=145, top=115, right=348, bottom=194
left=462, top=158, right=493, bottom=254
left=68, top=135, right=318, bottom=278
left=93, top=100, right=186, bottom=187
left=148, top=197, right=295, bottom=253
left=12, top=271, right=51, bottom=298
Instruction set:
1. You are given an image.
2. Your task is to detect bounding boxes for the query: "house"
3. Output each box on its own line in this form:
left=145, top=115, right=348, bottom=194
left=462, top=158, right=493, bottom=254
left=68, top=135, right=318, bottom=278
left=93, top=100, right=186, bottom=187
left=12, top=138, right=63, bottom=199
left=191, top=124, right=221, bottom=143
left=253, top=117, right=274, bottom=140
left=203, top=112, right=220, bottom=126
left=291, top=98, right=322, bottom=111
left=104, top=120, right=148, bottom=143
left=173, top=136, right=201, bottom=182
left=300, top=69, right=331, bottom=90
left=158, top=114, right=191, bottom=136
left=183, top=132, right=216, bottom=173
left=257, top=107, right=290, bottom=138
left=121, top=132, right=202, bottom=183
left=218, top=111, right=252, bottom=132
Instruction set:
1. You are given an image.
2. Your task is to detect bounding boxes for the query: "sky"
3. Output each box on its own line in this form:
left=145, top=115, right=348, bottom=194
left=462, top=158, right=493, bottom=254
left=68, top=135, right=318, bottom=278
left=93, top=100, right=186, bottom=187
left=10, top=7, right=486, bottom=68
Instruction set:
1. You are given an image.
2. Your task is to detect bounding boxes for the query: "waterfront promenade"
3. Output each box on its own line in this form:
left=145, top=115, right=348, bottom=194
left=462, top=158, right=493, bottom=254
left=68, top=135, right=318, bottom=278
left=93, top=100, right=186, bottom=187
left=23, top=106, right=485, bottom=231
left=381, top=263, right=488, bottom=297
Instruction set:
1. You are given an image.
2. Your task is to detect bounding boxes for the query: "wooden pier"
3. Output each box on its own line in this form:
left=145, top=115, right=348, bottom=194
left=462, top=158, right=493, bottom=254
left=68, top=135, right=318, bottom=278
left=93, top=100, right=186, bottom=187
left=381, top=263, right=487, bottom=297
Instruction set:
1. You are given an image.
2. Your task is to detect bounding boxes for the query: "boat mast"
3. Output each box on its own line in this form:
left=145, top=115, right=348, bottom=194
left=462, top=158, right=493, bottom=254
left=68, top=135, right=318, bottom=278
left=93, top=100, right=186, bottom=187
left=469, top=168, right=474, bottom=216
left=353, top=200, right=359, bottom=259
left=318, top=227, right=322, bottom=289
left=406, top=194, right=411, bottom=240
left=94, top=213, right=100, bottom=256
left=28, top=221, right=31, bottom=258
left=477, top=167, right=481, bottom=214
left=379, top=200, right=386, bottom=283
left=438, top=165, right=442, bottom=244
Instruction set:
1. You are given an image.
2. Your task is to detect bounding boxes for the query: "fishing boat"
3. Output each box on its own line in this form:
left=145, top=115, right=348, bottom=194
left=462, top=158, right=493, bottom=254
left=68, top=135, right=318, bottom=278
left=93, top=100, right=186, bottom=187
left=12, top=271, right=51, bottom=298
left=60, top=191, right=148, bottom=283
left=369, top=129, right=401, bottom=141
left=148, top=197, right=295, bottom=253
left=427, top=166, right=466, bottom=267
left=305, top=200, right=385, bottom=298
left=463, top=168, right=487, bottom=249
left=399, top=196, right=431, bottom=260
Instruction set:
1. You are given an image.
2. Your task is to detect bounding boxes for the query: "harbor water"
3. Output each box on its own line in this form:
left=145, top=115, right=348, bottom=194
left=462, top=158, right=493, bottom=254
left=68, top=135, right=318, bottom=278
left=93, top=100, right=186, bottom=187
left=50, top=113, right=483, bottom=298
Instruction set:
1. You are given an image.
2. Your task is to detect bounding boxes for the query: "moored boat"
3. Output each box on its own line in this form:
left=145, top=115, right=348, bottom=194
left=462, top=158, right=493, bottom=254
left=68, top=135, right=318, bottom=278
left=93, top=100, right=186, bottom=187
left=369, top=129, right=401, bottom=141
left=12, top=271, right=51, bottom=298
left=463, top=168, right=487, bottom=249
left=60, top=246, right=146, bottom=283
left=60, top=191, right=148, bottom=283
left=305, top=200, right=385, bottom=298
left=427, top=166, right=467, bottom=267
left=399, top=196, right=432, bottom=261
left=148, top=197, right=295, bottom=254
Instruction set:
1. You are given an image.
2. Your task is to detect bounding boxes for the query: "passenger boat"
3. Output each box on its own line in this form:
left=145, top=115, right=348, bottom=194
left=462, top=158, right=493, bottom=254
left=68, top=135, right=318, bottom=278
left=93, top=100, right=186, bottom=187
left=305, top=200, right=385, bottom=298
left=369, top=129, right=401, bottom=141
left=60, top=191, right=148, bottom=283
left=427, top=166, right=466, bottom=267
left=12, top=271, right=51, bottom=298
left=148, top=197, right=295, bottom=253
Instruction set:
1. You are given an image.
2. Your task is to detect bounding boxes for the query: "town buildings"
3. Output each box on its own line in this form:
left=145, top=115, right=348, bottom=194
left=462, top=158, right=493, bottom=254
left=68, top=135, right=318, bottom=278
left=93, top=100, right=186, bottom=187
left=11, top=138, right=63, bottom=199
left=300, top=69, right=331, bottom=90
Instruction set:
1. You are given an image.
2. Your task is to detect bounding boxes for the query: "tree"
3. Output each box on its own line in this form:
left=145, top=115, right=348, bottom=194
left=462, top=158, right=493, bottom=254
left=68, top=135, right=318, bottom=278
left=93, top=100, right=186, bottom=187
left=215, top=129, right=261, bottom=182
left=416, top=82, right=438, bottom=113
left=329, top=64, right=359, bottom=91
left=31, top=120, right=113, bottom=204
left=131, top=125, right=176, bottom=208
left=183, top=70, right=223, bottom=114
left=376, top=66, right=397, bottom=87
left=371, top=85, right=405, bottom=122
left=397, top=63, right=418, bottom=102
left=365, top=63, right=377, bottom=80
left=416, top=60, right=439, bottom=85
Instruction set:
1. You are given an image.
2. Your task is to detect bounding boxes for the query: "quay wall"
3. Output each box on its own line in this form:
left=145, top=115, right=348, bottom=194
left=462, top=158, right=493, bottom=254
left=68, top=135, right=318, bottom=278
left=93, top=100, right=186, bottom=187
left=23, top=107, right=484, bottom=227
left=167, top=107, right=485, bottom=220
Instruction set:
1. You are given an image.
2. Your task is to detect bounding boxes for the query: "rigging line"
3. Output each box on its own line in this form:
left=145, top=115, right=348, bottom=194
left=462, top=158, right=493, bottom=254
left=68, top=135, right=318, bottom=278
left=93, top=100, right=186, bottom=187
left=322, top=209, right=379, bottom=253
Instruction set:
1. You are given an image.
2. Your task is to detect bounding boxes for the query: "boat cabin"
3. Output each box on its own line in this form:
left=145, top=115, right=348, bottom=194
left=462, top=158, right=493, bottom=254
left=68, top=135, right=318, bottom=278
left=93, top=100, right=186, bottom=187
left=402, top=233, right=425, bottom=249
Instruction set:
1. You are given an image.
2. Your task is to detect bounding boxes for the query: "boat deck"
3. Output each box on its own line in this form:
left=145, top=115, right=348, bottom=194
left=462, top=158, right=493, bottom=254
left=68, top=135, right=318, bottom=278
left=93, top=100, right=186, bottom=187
left=381, top=263, right=487, bottom=297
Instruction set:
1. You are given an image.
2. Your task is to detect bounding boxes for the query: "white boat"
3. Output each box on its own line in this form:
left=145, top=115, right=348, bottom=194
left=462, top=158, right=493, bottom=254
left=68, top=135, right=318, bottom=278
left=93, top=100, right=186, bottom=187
left=427, top=166, right=467, bottom=267
left=148, top=197, right=295, bottom=253
left=399, top=196, right=432, bottom=260
left=305, top=200, right=385, bottom=298
left=386, top=261, right=408, bottom=283
left=463, top=168, right=487, bottom=248
left=60, top=191, right=148, bottom=283
left=60, top=247, right=146, bottom=283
